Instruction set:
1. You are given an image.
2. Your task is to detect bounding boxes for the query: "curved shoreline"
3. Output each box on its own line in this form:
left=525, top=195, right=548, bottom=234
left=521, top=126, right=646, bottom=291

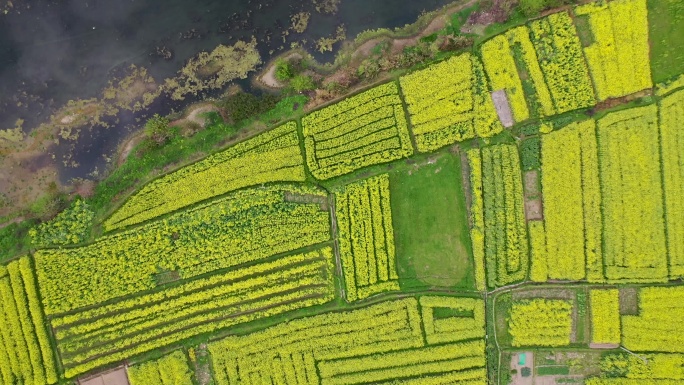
left=253, top=0, right=474, bottom=90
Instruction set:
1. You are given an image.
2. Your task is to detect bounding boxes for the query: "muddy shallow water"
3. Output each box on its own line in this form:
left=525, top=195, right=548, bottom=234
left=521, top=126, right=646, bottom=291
left=0, top=0, right=452, bottom=183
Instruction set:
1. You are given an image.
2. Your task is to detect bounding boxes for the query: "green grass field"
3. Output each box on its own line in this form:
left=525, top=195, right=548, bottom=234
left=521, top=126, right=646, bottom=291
left=648, top=0, right=684, bottom=83
left=389, top=151, right=475, bottom=290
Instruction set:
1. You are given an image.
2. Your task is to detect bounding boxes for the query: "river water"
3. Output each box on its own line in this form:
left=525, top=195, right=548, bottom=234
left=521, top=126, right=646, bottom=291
left=0, top=0, right=452, bottom=182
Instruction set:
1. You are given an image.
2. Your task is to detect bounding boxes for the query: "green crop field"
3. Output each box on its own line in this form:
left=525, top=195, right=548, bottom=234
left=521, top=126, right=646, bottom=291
left=1, top=0, right=683, bottom=383
left=390, top=152, right=475, bottom=290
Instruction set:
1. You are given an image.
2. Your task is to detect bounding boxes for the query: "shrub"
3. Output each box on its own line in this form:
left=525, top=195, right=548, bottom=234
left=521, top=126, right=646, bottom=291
left=290, top=75, right=315, bottom=92
left=520, top=137, right=541, bottom=170
left=274, top=59, right=294, bottom=81
left=220, top=92, right=280, bottom=123
left=144, top=114, right=173, bottom=146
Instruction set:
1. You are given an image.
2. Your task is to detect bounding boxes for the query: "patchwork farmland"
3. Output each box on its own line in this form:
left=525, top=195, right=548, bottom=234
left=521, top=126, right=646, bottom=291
left=1, top=0, right=684, bottom=383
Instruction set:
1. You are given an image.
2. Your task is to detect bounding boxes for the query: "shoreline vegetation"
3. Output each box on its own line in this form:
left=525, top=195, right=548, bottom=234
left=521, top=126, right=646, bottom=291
left=1, top=0, right=682, bottom=262
left=0, top=0, right=485, bottom=255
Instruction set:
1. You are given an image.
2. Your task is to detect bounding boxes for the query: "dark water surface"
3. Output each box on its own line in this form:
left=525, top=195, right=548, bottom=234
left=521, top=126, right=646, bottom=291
left=0, top=0, right=452, bottom=182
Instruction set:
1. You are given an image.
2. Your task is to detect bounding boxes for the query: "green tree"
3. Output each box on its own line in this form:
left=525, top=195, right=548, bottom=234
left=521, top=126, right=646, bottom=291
left=144, top=114, right=173, bottom=145
left=274, top=59, right=294, bottom=81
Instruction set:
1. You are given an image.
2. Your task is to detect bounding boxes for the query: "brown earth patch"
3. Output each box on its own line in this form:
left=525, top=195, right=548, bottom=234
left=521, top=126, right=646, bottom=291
left=78, top=366, right=129, bottom=385
left=619, top=287, right=639, bottom=315
left=491, top=90, right=515, bottom=127
left=257, top=52, right=303, bottom=89
left=525, top=199, right=543, bottom=221
left=524, top=170, right=540, bottom=198
left=523, top=170, right=543, bottom=221
left=512, top=287, right=576, bottom=301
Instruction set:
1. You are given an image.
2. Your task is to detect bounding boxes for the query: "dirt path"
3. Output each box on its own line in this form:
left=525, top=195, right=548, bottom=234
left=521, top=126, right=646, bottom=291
left=182, top=104, right=219, bottom=126
left=116, top=132, right=145, bottom=166
left=0, top=216, right=23, bottom=230
left=391, top=10, right=456, bottom=53
left=258, top=53, right=302, bottom=88
left=116, top=103, right=218, bottom=167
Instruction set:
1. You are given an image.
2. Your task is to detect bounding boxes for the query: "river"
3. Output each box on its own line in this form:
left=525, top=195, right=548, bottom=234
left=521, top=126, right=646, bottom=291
left=0, top=0, right=453, bottom=183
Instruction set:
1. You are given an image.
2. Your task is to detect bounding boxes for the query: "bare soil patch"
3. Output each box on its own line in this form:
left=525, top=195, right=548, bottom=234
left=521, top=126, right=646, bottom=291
left=619, top=287, right=639, bottom=315
left=491, top=90, right=515, bottom=127
left=525, top=200, right=543, bottom=221
left=257, top=53, right=303, bottom=89
left=510, top=352, right=534, bottom=385
left=524, top=170, right=540, bottom=198
left=593, top=90, right=653, bottom=112
left=512, top=287, right=575, bottom=301
left=523, top=170, right=543, bottom=221
left=79, top=366, right=129, bottom=385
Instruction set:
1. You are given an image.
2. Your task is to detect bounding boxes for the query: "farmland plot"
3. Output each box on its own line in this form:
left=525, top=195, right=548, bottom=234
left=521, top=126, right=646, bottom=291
left=399, top=53, right=502, bottom=152
left=575, top=0, right=652, bottom=100
left=35, top=184, right=331, bottom=315
left=467, top=144, right=528, bottom=288
left=52, top=248, right=335, bottom=377
left=302, top=82, right=413, bottom=179
left=529, top=12, right=596, bottom=113
left=0, top=257, right=58, bottom=385
left=209, top=297, right=487, bottom=385
left=540, top=120, right=602, bottom=281
left=105, top=122, right=306, bottom=231
left=660, top=90, right=684, bottom=279
left=334, top=175, right=400, bottom=301
left=597, top=105, right=668, bottom=282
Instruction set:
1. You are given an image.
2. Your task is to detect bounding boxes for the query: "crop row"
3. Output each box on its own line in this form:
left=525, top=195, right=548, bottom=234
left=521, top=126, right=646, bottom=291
left=57, top=248, right=333, bottom=375
left=0, top=257, right=58, bottom=385
left=540, top=120, right=598, bottom=281
left=529, top=12, right=596, bottom=114
left=476, top=144, right=528, bottom=288
left=660, top=90, right=684, bottom=279
left=586, top=379, right=681, bottom=384
left=334, top=174, right=399, bottom=302
left=302, top=82, right=413, bottom=179
left=508, top=298, right=573, bottom=347
left=622, top=287, right=684, bottom=353
left=53, top=247, right=334, bottom=376
left=589, top=289, right=620, bottom=345
left=210, top=298, right=424, bottom=383
left=575, top=0, right=651, bottom=101
left=105, top=121, right=306, bottom=231
left=481, top=35, right=530, bottom=123
left=317, top=341, right=486, bottom=385
left=598, top=105, right=668, bottom=282
left=527, top=221, right=547, bottom=283
left=599, top=352, right=684, bottom=380
left=399, top=53, right=502, bottom=152
left=127, top=350, right=193, bottom=385
left=36, top=184, right=331, bottom=315
left=419, top=296, right=485, bottom=345
left=465, top=150, right=487, bottom=291
left=506, top=26, right=556, bottom=117
left=210, top=297, right=487, bottom=385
